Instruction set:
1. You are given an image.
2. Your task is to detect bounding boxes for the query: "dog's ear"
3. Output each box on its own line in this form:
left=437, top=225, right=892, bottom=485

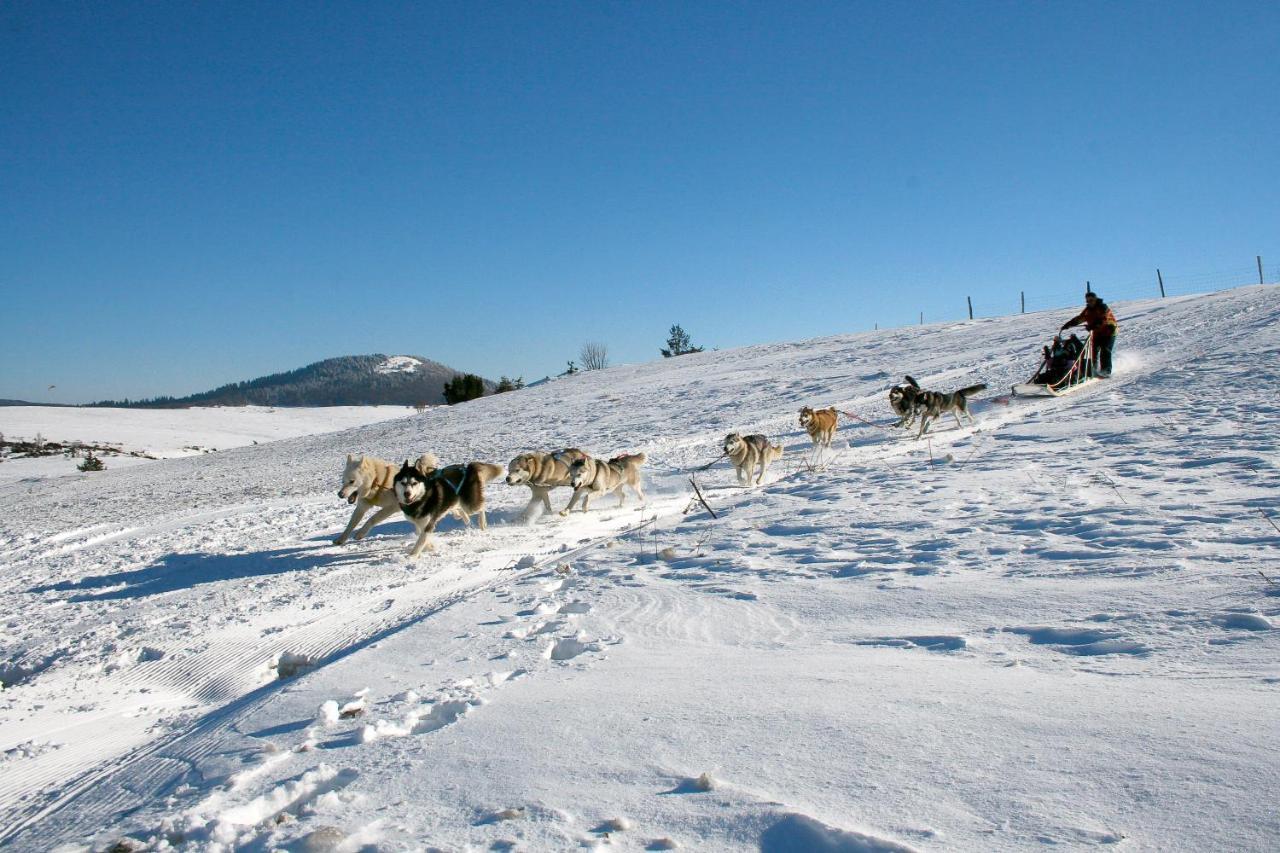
left=347, top=453, right=355, bottom=462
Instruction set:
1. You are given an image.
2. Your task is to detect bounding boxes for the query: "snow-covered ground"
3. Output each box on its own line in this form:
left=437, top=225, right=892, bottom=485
left=0, top=406, right=417, bottom=481
left=1, top=287, right=1278, bottom=851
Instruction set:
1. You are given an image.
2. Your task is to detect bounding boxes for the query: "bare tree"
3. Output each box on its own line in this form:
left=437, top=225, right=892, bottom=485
left=579, top=342, right=610, bottom=371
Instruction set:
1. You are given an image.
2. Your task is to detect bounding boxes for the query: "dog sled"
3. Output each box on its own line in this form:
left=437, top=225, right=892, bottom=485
left=1012, top=333, right=1100, bottom=397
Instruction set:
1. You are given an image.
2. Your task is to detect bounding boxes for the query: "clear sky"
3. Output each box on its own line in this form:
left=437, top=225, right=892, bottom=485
left=2, top=1, right=1277, bottom=404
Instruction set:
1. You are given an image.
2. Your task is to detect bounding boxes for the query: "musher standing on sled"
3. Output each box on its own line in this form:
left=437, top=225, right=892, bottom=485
left=1060, top=291, right=1118, bottom=377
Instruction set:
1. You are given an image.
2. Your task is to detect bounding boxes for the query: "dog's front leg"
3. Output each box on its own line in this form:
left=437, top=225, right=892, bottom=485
left=519, top=494, right=541, bottom=523
left=408, top=524, right=434, bottom=559
left=560, top=489, right=584, bottom=516
left=411, top=512, right=447, bottom=558
left=615, top=486, right=626, bottom=507
left=335, top=503, right=368, bottom=545
left=352, top=504, right=397, bottom=541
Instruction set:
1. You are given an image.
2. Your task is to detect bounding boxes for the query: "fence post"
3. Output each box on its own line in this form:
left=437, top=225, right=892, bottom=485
left=1020, top=291, right=1025, bottom=313
left=919, top=311, right=923, bottom=325
left=1259, top=255, right=1265, bottom=284
left=967, top=296, right=973, bottom=320
left=1157, top=268, right=1165, bottom=298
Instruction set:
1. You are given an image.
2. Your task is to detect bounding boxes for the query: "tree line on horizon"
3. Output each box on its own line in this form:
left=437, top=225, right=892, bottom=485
left=91, top=355, right=478, bottom=408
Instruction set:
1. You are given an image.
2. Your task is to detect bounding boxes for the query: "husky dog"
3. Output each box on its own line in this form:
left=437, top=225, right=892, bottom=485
left=913, top=382, right=988, bottom=438
left=798, top=406, right=839, bottom=450
left=723, top=433, right=784, bottom=486
left=561, top=453, right=647, bottom=515
left=888, top=376, right=924, bottom=428
left=335, top=453, right=438, bottom=545
left=393, top=459, right=504, bottom=558
left=505, top=448, right=589, bottom=518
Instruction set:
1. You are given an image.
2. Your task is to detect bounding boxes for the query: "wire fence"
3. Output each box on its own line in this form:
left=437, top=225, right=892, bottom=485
left=952, top=255, right=1276, bottom=323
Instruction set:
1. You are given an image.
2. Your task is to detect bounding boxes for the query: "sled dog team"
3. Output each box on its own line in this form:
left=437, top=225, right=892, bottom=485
left=336, top=374, right=986, bottom=558
left=336, top=448, right=649, bottom=558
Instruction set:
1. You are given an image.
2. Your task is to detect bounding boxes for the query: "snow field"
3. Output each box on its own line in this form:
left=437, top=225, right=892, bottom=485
left=1, top=287, right=1278, bottom=850
left=0, top=405, right=417, bottom=482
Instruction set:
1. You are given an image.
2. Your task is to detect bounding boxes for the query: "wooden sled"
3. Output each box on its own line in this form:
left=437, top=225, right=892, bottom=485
left=1012, top=334, right=1100, bottom=397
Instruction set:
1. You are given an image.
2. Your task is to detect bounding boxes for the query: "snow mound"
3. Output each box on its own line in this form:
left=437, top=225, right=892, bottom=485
left=760, top=812, right=918, bottom=852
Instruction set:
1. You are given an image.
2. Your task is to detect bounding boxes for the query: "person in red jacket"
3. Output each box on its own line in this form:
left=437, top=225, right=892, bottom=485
left=1061, top=291, right=1118, bottom=377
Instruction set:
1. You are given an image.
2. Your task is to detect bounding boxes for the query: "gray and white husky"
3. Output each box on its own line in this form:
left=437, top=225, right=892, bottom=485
left=505, top=448, right=589, bottom=518
left=723, top=433, right=783, bottom=486
left=912, top=381, right=987, bottom=438
left=561, top=453, right=647, bottom=515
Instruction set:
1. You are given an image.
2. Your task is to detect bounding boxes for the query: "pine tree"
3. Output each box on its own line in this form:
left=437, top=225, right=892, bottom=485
left=78, top=452, right=105, bottom=472
left=443, top=373, right=485, bottom=404
left=661, top=324, right=704, bottom=357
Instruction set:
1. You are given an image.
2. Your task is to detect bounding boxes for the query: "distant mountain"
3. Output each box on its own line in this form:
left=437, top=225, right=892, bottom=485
left=91, top=355, right=492, bottom=408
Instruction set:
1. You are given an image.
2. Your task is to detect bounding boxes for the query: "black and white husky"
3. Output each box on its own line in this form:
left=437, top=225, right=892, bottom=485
left=911, top=381, right=987, bottom=438
left=392, top=459, right=503, bottom=558
left=888, top=376, right=924, bottom=429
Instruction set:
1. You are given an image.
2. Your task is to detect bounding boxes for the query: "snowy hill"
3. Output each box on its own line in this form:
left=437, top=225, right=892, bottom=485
left=1, top=287, right=1277, bottom=851
left=91, top=354, right=489, bottom=407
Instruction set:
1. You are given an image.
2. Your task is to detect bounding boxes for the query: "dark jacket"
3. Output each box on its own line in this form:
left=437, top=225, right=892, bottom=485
left=1062, top=302, right=1118, bottom=339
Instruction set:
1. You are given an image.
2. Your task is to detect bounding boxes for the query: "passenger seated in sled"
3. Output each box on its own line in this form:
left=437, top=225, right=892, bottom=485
left=1034, top=333, right=1085, bottom=385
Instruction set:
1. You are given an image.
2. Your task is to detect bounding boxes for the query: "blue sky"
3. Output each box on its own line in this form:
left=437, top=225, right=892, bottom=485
left=2, top=1, right=1277, bottom=403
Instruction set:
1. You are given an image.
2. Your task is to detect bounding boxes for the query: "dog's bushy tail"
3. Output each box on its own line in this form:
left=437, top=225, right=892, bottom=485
left=610, top=452, right=646, bottom=466
left=413, top=452, right=441, bottom=473
left=959, top=383, right=987, bottom=397
left=470, top=462, right=504, bottom=483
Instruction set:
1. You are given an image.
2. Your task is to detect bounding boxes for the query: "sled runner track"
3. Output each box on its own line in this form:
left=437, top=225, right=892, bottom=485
left=0, top=498, right=337, bottom=565
left=0, top=522, right=134, bottom=563
left=0, top=508, right=679, bottom=847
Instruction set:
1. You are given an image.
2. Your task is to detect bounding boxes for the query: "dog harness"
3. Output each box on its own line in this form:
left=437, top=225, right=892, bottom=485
left=368, top=465, right=396, bottom=497
left=434, top=468, right=466, bottom=495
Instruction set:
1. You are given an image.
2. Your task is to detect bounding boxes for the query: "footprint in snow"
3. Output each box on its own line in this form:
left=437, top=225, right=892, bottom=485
left=855, top=635, right=967, bottom=652
left=1006, top=626, right=1150, bottom=656
left=545, top=636, right=601, bottom=661
left=1211, top=612, right=1272, bottom=631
